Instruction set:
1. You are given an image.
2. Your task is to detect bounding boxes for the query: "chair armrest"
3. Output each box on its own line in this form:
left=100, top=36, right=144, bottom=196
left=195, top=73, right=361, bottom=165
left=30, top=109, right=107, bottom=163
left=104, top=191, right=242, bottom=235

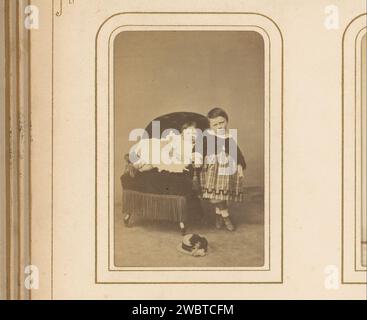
left=123, top=153, right=138, bottom=178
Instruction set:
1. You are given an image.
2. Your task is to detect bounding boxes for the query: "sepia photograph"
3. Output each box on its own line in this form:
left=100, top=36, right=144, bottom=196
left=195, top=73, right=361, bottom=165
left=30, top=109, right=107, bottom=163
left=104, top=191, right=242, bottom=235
left=113, top=31, right=265, bottom=268
left=3, top=0, right=367, bottom=301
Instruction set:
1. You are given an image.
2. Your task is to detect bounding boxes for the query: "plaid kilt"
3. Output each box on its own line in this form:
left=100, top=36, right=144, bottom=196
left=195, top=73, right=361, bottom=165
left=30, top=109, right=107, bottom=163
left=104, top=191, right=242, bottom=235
left=200, top=156, right=244, bottom=202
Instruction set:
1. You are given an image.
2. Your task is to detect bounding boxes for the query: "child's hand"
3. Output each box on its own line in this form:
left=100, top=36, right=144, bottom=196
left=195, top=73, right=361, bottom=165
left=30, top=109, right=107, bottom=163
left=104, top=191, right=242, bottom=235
left=192, top=152, right=203, bottom=169
left=237, top=165, right=244, bottom=177
left=139, top=164, right=154, bottom=172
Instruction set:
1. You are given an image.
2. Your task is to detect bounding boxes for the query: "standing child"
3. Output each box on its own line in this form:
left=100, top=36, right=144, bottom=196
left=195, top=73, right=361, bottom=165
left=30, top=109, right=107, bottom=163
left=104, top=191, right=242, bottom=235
left=199, top=108, right=246, bottom=231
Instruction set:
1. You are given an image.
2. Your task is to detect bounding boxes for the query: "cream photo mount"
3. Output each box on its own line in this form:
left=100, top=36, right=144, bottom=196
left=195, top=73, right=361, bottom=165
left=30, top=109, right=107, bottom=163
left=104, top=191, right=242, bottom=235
left=95, top=13, right=284, bottom=284
left=342, top=13, right=367, bottom=284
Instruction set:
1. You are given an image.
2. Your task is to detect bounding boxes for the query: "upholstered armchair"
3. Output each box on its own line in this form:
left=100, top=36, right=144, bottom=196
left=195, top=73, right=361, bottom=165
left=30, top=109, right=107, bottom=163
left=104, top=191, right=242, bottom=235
left=121, top=112, right=208, bottom=234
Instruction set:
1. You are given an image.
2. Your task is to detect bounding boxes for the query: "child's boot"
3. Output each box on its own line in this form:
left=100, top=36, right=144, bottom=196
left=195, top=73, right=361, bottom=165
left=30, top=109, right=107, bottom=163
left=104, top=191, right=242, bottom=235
left=215, top=207, right=224, bottom=229
left=223, top=217, right=235, bottom=232
left=215, top=215, right=224, bottom=229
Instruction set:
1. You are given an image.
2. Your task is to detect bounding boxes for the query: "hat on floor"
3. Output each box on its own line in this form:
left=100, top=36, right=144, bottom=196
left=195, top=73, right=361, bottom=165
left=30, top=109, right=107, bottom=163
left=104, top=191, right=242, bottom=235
left=176, top=234, right=208, bottom=257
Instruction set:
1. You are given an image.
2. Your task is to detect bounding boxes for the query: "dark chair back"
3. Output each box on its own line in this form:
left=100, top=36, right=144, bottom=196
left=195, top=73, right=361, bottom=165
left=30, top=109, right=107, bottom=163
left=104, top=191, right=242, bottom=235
left=144, top=112, right=209, bottom=138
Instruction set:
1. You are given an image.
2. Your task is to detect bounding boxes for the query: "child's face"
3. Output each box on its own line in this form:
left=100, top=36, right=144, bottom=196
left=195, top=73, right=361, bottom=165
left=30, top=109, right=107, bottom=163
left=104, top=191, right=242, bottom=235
left=182, top=126, right=197, bottom=144
left=209, top=116, right=228, bottom=133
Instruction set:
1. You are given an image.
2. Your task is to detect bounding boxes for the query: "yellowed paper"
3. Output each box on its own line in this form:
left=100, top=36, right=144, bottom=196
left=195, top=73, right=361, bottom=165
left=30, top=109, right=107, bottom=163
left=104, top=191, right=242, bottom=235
left=3, top=0, right=367, bottom=300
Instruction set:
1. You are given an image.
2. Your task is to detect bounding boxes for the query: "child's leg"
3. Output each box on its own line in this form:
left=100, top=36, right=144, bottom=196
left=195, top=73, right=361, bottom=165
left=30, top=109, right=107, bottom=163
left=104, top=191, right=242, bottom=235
left=211, top=200, right=225, bottom=229
left=211, top=200, right=235, bottom=231
left=216, top=201, right=228, bottom=217
left=214, top=206, right=224, bottom=229
left=218, top=201, right=235, bottom=232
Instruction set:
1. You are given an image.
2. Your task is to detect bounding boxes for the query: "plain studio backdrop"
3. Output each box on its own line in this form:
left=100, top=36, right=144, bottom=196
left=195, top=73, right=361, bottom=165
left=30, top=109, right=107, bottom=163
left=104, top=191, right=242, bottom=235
left=114, top=31, right=265, bottom=205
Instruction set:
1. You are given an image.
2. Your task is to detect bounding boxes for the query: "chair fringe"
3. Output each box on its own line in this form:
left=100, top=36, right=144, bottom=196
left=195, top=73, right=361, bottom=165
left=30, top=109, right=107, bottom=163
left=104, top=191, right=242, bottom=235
left=122, top=190, right=187, bottom=222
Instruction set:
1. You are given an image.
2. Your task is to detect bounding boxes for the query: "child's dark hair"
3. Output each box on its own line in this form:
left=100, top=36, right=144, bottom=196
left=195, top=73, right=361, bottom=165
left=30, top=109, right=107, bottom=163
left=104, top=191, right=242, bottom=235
left=180, top=121, right=197, bottom=133
left=207, top=108, right=229, bottom=122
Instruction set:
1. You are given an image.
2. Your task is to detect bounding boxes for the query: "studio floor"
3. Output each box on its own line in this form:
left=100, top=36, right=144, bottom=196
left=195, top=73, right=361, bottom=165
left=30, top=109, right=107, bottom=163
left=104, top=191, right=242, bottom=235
left=114, top=188, right=265, bottom=268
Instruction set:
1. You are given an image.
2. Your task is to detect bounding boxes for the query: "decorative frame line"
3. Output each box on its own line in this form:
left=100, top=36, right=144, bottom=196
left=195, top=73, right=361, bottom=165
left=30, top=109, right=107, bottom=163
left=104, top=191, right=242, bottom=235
left=108, top=25, right=271, bottom=273
left=341, top=12, right=367, bottom=285
left=94, top=13, right=284, bottom=284
left=354, top=28, right=366, bottom=271
left=49, top=9, right=284, bottom=296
